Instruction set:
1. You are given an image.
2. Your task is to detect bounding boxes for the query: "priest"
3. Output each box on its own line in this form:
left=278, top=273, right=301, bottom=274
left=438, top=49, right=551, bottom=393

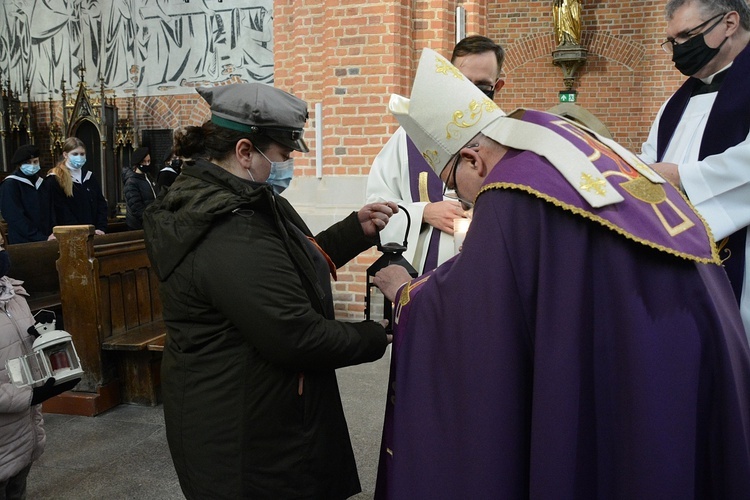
left=372, top=48, right=750, bottom=499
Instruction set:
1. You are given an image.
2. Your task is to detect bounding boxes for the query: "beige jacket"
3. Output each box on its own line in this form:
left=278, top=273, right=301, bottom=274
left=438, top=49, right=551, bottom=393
left=0, top=277, right=45, bottom=482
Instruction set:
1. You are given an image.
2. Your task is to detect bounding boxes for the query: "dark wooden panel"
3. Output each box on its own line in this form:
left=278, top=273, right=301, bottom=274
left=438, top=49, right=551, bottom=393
left=135, top=268, right=154, bottom=324
left=121, top=271, right=140, bottom=330
left=107, top=274, right=126, bottom=335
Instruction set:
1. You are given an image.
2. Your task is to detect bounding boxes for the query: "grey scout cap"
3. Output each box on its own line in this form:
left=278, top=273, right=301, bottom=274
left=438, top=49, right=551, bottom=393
left=197, top=83, right=310, bottom=153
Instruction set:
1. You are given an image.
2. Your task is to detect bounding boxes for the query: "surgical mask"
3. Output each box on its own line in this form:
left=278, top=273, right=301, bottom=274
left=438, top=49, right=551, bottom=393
left=258, top=149, right=294, bottom=194
left=20, top=164, right=40, bottom=176
left=672, top=29, right=727, bottom=76
left=67, top=155, right=86, bottom=169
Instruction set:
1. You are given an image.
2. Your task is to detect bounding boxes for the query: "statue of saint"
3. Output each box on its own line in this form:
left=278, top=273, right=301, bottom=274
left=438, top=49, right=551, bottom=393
left=553, top=0, right=582, bottom=46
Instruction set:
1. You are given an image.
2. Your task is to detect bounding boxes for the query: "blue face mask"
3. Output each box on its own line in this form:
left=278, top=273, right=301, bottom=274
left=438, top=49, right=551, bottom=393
left=67, top=155, right=86, bottom=169
left=20, top=164, right=40, bottom=176
left=258, top=149, right=294, bottom=194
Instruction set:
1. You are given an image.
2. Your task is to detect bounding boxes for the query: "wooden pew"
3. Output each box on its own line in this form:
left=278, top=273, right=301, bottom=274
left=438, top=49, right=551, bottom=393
left=43, top=225, right=166, bottom=416
left=5, top=239, right=61, bottom=314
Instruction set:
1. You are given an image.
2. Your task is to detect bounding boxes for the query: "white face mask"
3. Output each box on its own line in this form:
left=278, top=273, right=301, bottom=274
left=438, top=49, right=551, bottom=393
left=258, top=149, right=294, bottom=194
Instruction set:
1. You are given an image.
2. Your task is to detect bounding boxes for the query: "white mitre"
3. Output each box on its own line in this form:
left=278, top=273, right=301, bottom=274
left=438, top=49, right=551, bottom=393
left=388, top=48, right=643, bottom=208
left=388, top=48, right=505, bottom=177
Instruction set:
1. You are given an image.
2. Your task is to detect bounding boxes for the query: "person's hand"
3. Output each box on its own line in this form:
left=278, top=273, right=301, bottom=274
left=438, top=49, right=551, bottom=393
left=379, top=320, right=394, bottom=344
left=651, top=162, right=681, bottom=188
left=47, top=233, right=57, bottom=241
left=358, top=201, right=398, bottom=237
left=94, top=229, right=106, bottom=236
left=373, top=264, right=413, bottom=302
left=30, top=377, right=81, bottom=406
left=423, top=200, right=466, bottom=234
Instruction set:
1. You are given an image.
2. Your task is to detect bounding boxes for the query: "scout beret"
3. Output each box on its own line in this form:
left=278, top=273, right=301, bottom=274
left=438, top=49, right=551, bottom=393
left=197, top=83, right=309, bottom=153
left=11, top=144, right=40, bottom=166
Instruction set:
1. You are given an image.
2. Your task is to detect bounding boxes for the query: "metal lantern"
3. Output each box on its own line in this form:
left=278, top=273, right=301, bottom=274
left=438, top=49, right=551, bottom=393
left=365, top=205, right=418, bottom=332
left=5, top=313, right=83, bottom=388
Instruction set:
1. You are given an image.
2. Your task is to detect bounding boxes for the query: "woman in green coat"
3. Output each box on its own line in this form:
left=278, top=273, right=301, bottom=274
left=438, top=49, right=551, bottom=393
left=143, top=83, right=396, bottom=500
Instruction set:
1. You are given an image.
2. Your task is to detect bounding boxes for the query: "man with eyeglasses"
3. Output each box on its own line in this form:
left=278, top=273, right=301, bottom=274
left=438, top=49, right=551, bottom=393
left=366, top=35, right=505, bottom=275
left=371, top=47, right=750, bottom=498
left=642, top=0, right=750, bottom=340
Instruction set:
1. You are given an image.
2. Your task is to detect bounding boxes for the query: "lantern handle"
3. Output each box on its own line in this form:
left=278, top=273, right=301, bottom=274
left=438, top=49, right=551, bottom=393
left=376, top=204, right=410, bottom=251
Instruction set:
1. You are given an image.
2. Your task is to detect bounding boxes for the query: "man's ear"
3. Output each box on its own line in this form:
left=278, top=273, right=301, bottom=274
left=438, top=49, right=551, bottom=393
left=235, top=138, right=255, bottom=168
left=494, top=78, right=505, bottom=93
left=460, top=147, right=488, bottom=177
left=725, top=11, right=740, bottom=37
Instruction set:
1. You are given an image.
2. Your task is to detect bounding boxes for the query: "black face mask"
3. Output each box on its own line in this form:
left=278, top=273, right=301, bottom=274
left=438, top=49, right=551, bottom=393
left=480, top=88, right=495, bottom=100
left=138, top=163, right=152, bottom=174
left=672, top=30, right=727, bottom=76
left=169, top=159, right=183, bottom=172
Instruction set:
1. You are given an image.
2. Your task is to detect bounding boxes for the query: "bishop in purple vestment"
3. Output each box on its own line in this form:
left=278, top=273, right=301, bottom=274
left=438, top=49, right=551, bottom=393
left=373, top=49, right=750, bottom=499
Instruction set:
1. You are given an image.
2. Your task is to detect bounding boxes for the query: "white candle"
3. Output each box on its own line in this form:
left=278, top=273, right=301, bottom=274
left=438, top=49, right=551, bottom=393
left=453, top=218, right=471, bottom=254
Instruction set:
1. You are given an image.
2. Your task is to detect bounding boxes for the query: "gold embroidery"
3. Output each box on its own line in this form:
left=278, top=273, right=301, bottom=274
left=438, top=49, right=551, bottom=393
left=651, top=199, right=696, bottom=237
left=435, top=58, right=463, bottom=79
left=422, top=150, right=438, bottom=168
left=609, top=172, right=695, bottom=237
left=446, top=98, right=498, bottom=140
left=418, top=172, right=429, bottom=202
left=553, top=119, right=663, bottom=181
left=477, top=182, right=720, bottom=265
left=619, top=176, right=666, bottom=204
left=717, top=237, right=732, bottom=263
left=579, top=173, right=607, bottom=196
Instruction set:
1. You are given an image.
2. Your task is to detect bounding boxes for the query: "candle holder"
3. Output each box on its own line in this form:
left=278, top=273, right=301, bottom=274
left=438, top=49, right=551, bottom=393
left=5, top=312, right=83, bottom=388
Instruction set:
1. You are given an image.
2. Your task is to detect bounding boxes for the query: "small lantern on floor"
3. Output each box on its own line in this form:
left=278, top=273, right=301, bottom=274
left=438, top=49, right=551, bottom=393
left=365, top=205, right=418, bottom=332
left=5, top=311, right=83, bottom=388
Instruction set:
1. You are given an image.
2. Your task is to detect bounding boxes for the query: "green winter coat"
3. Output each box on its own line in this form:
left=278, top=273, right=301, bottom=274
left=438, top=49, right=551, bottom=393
left=143, top=160, right=388, bottom=499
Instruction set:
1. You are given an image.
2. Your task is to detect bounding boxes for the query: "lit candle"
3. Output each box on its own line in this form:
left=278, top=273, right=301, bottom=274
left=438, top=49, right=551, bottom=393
left=453, top=218, right=471, bottom=254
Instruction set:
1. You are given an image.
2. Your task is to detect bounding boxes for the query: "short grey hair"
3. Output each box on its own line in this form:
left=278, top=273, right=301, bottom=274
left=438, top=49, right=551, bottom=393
left=666, top=0, right=750, bottom=31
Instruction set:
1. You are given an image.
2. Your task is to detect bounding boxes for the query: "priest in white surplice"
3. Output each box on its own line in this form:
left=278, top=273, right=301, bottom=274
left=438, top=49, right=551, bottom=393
left=366, top=36, right=505, bottom=274
left=642, top=0, right=750, bottom=339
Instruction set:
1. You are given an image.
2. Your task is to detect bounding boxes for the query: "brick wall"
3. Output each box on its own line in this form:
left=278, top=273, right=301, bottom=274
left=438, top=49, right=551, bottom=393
left=489, top=0, right=683, bottom=151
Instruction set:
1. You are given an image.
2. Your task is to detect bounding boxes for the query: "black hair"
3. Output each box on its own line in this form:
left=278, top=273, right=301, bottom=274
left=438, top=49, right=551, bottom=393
left=451, top=35, right=505, bottom=77
left=173, top=121, right=275, bottom=162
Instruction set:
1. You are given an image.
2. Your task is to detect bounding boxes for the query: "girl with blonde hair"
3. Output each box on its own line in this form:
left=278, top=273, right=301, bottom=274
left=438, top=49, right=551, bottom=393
left=40, top=137, right=108, bottom=236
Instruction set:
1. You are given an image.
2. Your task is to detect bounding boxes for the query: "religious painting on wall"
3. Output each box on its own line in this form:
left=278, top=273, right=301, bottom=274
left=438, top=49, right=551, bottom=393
left=0, top=0, right=274, bottom=99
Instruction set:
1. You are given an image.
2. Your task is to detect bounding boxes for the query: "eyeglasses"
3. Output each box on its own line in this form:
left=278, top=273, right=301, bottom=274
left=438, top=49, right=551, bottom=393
left=660, top=12, right=727, bottom=53
left=442, top=143, right=479, bottom=210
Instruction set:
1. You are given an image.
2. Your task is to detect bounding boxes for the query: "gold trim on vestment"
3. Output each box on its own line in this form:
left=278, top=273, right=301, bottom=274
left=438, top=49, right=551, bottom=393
left=477, top=182, right=721, bottom=265
left=418, top=172, right=429, bottom=202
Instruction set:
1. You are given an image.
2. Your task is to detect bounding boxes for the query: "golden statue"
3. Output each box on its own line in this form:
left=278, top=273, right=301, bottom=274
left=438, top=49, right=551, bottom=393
left=553, top=0, right=582, bottom=46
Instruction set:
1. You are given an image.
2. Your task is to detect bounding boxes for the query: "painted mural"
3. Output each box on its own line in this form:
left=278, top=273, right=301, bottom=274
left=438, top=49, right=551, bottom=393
left=0, top=0, right=274, bottom=100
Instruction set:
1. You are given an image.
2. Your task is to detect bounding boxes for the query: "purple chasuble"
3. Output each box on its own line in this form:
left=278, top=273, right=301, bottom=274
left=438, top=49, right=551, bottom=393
left=656, top=43, right=750, bottom=303
left=406, top=137, right=444, bottom=272
left=375, top=111, right=750, bottom=499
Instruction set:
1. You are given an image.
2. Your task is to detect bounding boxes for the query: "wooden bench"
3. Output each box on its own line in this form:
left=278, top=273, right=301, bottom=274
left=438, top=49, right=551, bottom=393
left=43, top=225, right=166, bottom=416
left=5, top=238, right=61, bottom=314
